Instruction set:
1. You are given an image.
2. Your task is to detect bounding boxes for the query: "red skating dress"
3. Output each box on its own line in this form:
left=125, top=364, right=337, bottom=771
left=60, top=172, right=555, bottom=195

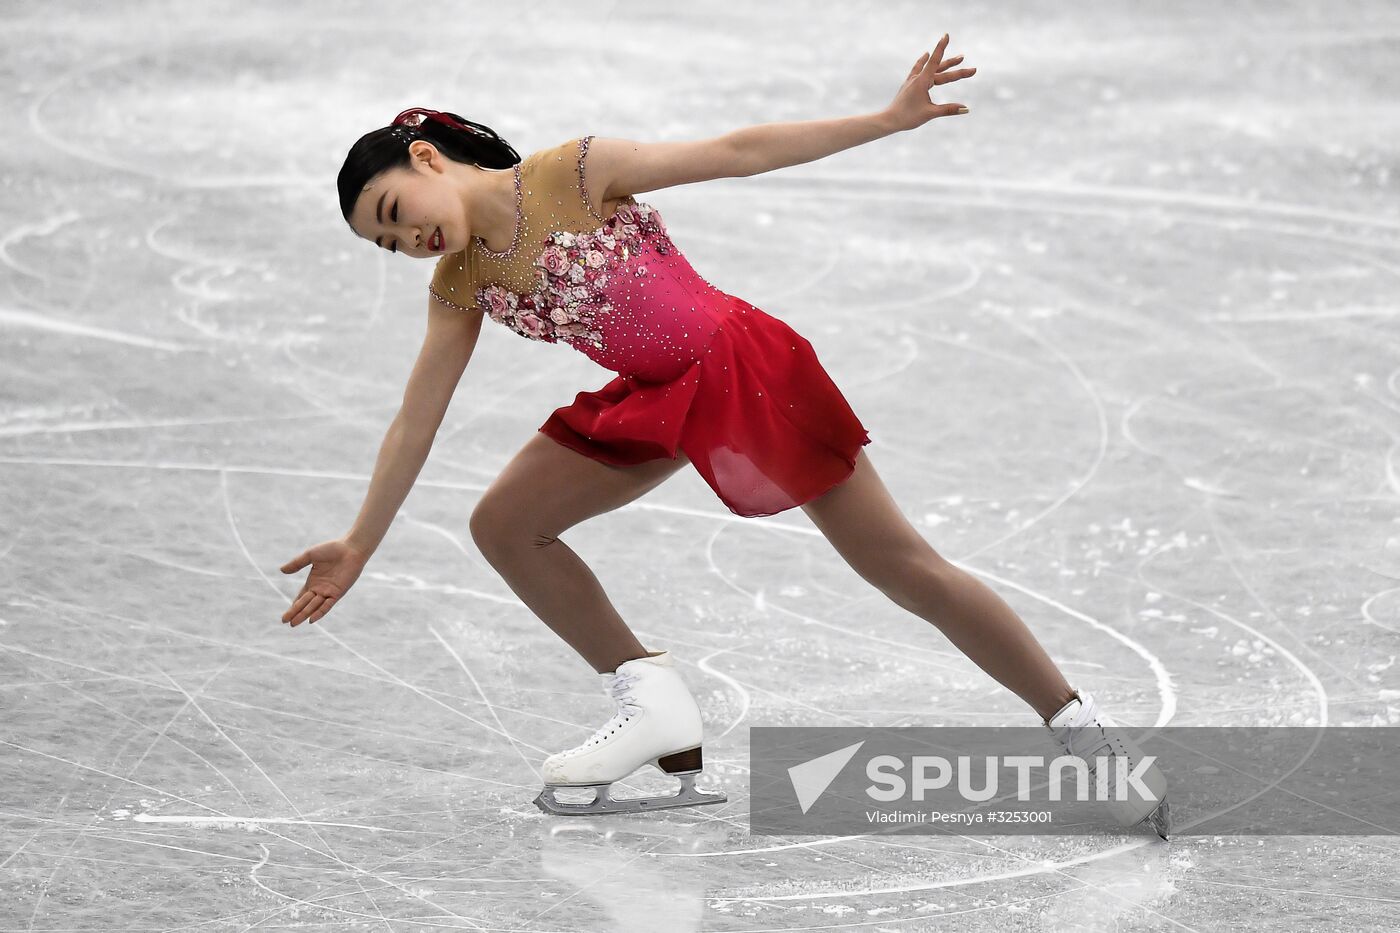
left=429, top=136, right=871, bottom=518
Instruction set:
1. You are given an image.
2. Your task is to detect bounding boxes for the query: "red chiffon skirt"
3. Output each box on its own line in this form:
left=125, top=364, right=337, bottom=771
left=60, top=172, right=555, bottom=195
left=538, top=296, right=872, bottom=518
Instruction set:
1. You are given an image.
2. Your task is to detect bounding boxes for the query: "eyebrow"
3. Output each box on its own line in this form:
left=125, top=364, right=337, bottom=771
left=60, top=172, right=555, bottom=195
left=373, top=191, right=387, bottom=248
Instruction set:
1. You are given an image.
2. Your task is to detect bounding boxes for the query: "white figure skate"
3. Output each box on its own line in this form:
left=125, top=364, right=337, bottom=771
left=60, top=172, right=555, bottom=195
left=1044, top=689, right=1172, bottom=840
left=533, top=650, right=727, bottom=816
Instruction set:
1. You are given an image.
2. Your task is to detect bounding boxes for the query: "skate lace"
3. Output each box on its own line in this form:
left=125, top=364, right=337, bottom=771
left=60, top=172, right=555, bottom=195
left=584, top=671, right=641, bottom=747
left=1052, top=722, right=1115, bottom=765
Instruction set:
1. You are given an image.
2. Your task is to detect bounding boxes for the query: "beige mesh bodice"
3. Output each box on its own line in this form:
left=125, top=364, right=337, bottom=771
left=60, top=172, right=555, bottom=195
left=421, top=136, right=874, bottom=521
left=428, top=136, right=640, bottom=314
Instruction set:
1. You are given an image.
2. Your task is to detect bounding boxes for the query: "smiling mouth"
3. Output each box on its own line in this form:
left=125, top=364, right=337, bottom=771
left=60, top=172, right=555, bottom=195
left=429, top=227, right=443, bottom=251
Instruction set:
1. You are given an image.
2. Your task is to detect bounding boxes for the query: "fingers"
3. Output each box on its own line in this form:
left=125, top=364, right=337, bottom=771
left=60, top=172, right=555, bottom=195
left=283, top=592, right=334, bottom=627
left=282, top=589, right=321, bottom=625
left=292, top=594, right=323, bottom=626
left=281, top=590, right=312, bottom=623
left=902, top=35, right=974, bottom=125
left=280, top=552, right=309, bottom=574
left=922, top=35, right=974, bottom=83
left=293, top=594, right=326, bottom=626
left=934, top=67, right=977, bottom=85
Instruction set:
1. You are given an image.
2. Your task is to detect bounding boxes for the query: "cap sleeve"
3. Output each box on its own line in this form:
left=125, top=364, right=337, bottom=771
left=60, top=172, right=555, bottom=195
left=428, top=250, right=479, bottom=313
left=573, top=135, right=611, bottom=225
left=572, top=135, right=639, bottom=226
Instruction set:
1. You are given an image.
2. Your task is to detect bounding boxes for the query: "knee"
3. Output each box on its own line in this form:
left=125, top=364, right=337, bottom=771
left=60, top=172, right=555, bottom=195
left=469, top=498, right=558, bottom=558
left=467, top=500, right=506, bottom=555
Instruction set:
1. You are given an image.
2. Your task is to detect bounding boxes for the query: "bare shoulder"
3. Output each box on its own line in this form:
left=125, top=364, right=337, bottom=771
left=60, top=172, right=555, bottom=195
left=577, top=134, right=750, bottom=201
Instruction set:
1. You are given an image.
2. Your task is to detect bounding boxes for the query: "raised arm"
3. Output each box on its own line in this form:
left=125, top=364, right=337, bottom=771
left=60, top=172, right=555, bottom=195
left=585, top=34, right=975, bottom=196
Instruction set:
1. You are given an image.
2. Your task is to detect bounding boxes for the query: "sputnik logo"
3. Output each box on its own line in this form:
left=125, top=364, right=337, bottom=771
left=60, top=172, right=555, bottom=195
left=786, top=742, right=1162, bottom=811
left=787, top=741, right=865, bottom=814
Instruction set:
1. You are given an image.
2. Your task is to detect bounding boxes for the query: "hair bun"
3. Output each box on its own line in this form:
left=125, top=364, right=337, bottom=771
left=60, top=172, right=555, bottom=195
left=392, top=108, right=432, bottom=128
left=392, top=108, right=483, bottom=136
left=340, top=110, right=518, bottom=222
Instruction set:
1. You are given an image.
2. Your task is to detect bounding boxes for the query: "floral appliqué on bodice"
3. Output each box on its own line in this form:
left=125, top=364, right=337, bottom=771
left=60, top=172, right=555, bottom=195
left=474, top=201, right=675, bottom=348
left=424, top=138, right=872, bottom=521
left=429, top=137, right=724, bottom=384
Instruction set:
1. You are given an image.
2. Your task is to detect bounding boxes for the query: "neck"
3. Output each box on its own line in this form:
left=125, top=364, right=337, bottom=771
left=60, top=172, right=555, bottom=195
left=465, top=164, right=518, bottom=250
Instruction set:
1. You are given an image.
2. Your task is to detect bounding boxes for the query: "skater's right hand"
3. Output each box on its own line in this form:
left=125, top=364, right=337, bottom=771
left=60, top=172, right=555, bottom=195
left=278, top=538, right=368, bottom=627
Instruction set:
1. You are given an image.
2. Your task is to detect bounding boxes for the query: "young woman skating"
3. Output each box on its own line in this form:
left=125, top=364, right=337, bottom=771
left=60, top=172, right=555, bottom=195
left=279, top=34, right=1170, bottom=835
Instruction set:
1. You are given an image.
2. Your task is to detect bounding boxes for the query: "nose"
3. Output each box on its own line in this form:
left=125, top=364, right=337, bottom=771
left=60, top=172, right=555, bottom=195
left=385, top=225, right=421, bottom=253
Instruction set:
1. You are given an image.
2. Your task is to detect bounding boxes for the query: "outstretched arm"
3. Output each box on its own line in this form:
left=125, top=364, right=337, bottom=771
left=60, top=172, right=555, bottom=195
left=345, top=296, right=484, bottom=556
left=278, top=294, right=484, bottom=628
left=589, top=34, right=976, bottom=197
left=731, top=33, right=975, bottom=172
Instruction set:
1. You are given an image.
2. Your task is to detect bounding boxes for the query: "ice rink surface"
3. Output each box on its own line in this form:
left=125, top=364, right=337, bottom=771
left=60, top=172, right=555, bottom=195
left=2, top=0, right=1398, bottom=929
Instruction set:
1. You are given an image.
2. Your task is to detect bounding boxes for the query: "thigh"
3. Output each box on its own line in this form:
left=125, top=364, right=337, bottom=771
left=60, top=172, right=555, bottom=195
left=800, top=448, right=946, bottom=579
left=472, top=431, right=690, bottom=540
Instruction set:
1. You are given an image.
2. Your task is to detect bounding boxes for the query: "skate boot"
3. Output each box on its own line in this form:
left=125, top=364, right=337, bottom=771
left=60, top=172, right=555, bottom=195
left=1043, top=689, right=1172, bottom=840
left=533, top=650, right=727, bottom=816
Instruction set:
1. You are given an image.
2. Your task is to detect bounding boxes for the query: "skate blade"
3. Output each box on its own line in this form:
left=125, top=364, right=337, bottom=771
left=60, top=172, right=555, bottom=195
left=1137, top=797, right=1172, bottom=841
left=533, top=773, right=727, bottom=816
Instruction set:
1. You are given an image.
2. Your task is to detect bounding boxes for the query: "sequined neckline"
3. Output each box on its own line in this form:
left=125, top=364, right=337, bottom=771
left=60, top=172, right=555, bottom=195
left=472, top=162, right=524, bottom=260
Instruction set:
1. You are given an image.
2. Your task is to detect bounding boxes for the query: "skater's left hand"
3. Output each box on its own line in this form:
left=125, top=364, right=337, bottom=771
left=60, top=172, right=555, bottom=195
left=883, top=33, right=976, bottom=132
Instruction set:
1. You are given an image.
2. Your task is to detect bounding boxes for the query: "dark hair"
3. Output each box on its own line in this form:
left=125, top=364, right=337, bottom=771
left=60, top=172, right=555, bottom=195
left=337, top=112, right=521, bottom=225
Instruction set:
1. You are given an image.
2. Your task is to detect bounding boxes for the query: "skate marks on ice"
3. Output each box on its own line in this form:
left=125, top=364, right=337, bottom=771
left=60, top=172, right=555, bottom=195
left=5, top=2, right=1400, bottom=931
left=646, top=580, right=1190, bottom=920
left=533, top=821, right=713, bottom=932
left=657, top=205, right=1371, bottom=927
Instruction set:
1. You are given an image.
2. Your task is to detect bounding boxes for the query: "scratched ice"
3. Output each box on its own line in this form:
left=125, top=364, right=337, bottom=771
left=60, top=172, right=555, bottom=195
left=2, top=1, right=1398, bottom=930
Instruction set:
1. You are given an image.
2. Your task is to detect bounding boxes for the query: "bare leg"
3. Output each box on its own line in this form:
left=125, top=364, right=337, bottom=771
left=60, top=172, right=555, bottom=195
left=469, top=431, right=690, bottom=674
left=801, top=448, right=1076, bottom=722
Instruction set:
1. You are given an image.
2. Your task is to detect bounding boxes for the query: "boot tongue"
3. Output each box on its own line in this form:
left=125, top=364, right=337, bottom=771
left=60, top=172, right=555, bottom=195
left=1046, top=696, right=1085, bottom=729
left=617, top=651, right=670, bottom=674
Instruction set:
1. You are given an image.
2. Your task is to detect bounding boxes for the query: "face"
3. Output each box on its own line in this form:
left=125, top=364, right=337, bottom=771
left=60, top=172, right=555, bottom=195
left=349, top=140, right=464, bottom=259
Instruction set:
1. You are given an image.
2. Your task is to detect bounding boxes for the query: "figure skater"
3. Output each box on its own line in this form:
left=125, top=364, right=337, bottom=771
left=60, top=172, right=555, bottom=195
left=278, top=34, right=1169, bottom=837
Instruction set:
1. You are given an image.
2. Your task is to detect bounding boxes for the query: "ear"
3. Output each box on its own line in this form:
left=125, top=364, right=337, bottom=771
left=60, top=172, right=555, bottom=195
left=408, top=140, right=442, bottom=173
